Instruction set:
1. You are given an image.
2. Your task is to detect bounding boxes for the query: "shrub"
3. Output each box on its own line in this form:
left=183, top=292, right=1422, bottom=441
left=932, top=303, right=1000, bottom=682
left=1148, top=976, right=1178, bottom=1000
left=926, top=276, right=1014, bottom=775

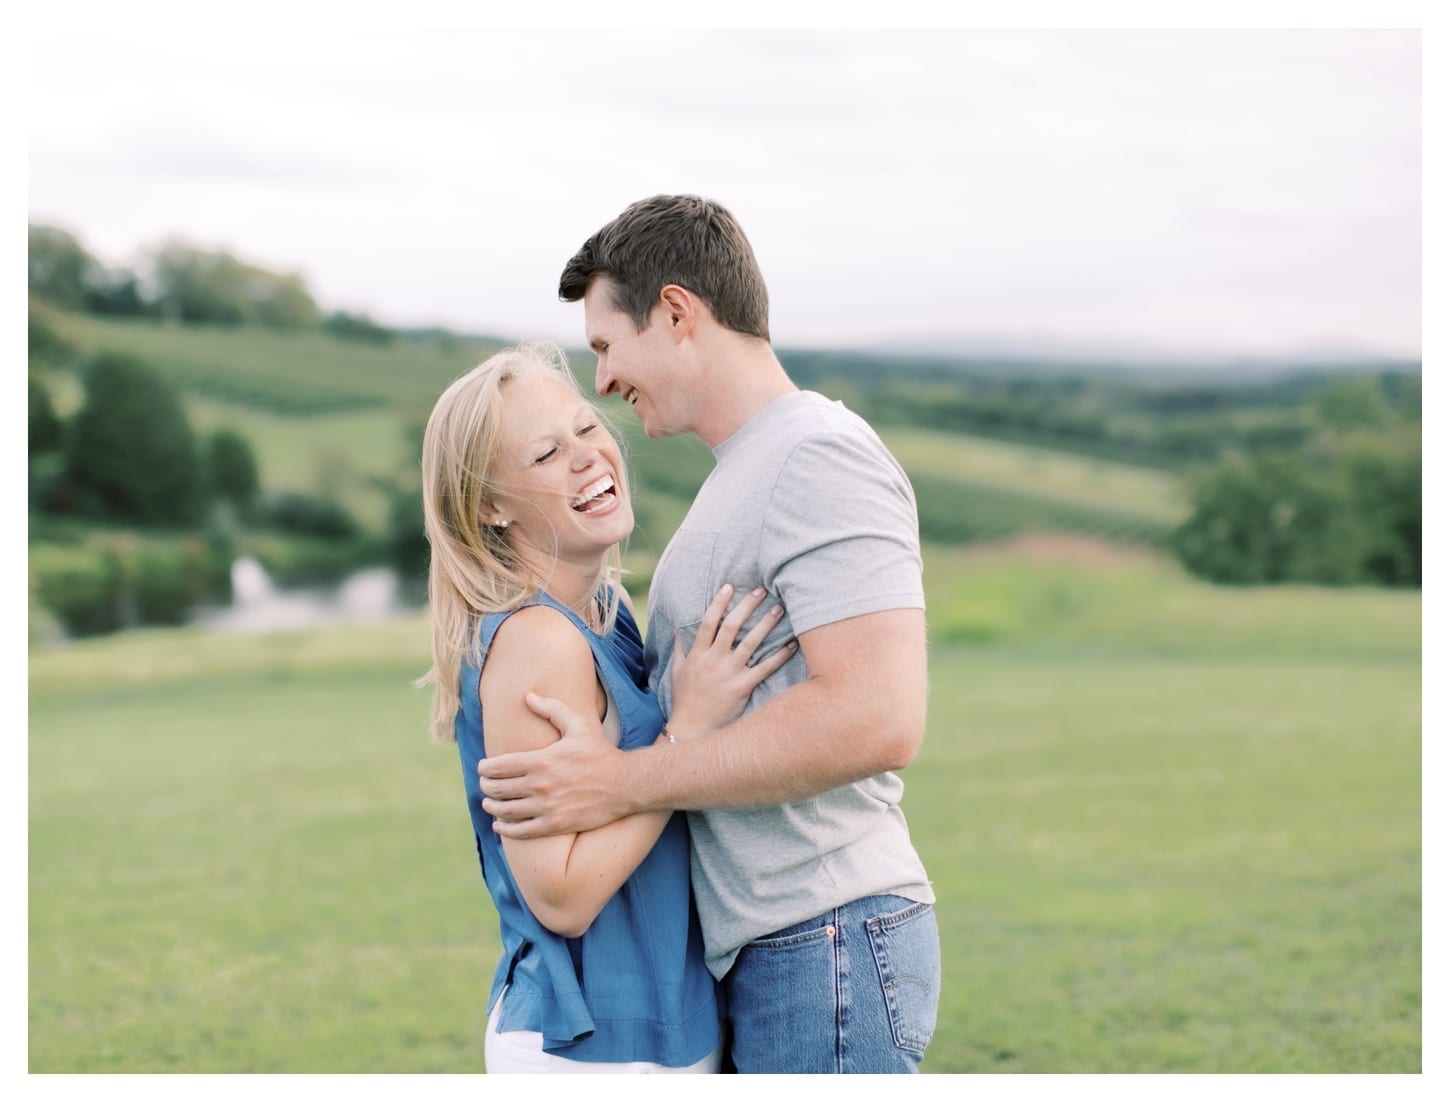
left=324, top=311, right=394, bottom=345
left=205, top=429, right=262, bottom=514
left=132, top=540, right=213, bottom=624
left=243, top=532, right=382, bottom=585
left=63, top=352, right=202, bottom=524
left=30, top=533, right=228, bottom=637
left=28, top=299, right=77, bottom=364
left=262, top=492, right=361, bottom=540
left=1172, top=434, right=1420, bottom=587
left=30, top=542, right=127, bottom=636
left=29, top=375, right=63, bottom=456
left=384, top=484, right=427, bottom=582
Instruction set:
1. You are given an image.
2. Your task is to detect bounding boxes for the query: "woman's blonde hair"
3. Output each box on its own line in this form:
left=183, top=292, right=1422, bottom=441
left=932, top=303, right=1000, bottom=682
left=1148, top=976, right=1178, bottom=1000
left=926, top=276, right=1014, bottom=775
left=417, top=340, right=623, bottom=741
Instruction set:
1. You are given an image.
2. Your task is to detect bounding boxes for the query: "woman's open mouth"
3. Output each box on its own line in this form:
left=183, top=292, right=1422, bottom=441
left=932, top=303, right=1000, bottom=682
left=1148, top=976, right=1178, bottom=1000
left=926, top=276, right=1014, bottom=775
left=571, top=475, right=618, bottom=514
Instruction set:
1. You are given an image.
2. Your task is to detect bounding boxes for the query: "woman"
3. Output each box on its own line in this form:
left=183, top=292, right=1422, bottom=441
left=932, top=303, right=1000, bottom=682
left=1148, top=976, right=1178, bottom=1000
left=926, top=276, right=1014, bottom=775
left=419, top=341, right=792, bottom=1073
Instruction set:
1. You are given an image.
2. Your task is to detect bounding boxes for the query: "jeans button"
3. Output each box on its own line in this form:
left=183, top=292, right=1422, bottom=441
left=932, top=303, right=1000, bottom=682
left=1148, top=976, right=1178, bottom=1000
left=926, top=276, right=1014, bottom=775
left=824, top=925, right=836, bottom=937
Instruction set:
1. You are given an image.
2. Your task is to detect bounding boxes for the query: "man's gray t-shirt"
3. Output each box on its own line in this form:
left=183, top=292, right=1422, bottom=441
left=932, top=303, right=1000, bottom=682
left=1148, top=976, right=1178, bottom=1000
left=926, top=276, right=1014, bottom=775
left=645, top=390, right=935, bottom=979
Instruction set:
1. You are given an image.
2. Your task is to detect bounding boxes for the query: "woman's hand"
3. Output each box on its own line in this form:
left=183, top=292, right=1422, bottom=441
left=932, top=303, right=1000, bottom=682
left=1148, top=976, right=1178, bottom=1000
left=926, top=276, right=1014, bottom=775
left=666, top=584, right=797, bottom=741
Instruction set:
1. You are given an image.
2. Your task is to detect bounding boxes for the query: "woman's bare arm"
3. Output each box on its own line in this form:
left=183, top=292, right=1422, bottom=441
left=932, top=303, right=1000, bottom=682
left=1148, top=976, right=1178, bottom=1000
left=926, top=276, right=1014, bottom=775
left=480, top=606, right=670, bottom=938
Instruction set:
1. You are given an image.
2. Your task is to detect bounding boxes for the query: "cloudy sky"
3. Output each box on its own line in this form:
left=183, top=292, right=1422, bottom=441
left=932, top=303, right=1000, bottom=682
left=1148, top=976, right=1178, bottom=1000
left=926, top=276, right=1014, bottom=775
left=26, top=18, right=1423, bottom=361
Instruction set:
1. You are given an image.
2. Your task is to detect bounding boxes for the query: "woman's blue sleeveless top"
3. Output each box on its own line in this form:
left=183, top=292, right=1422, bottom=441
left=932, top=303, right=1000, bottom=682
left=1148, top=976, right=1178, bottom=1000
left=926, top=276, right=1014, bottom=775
left=454, top=589, right=721, bottom=1065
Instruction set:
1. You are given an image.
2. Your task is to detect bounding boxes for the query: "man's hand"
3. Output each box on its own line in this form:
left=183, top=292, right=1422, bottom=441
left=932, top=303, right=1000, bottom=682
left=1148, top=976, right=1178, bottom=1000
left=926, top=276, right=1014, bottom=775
left=478, top=692, right=635, bottom=839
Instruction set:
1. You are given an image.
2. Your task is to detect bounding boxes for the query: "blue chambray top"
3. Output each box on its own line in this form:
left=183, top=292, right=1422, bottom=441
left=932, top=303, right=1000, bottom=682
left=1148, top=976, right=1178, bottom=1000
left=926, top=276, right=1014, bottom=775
left=455, top=588, right=721, bottom=1065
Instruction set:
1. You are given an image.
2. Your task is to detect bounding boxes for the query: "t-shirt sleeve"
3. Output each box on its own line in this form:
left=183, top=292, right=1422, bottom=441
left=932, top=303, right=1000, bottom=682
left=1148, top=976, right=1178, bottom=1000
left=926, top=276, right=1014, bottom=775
left=760, top=430, right=925, bottom=637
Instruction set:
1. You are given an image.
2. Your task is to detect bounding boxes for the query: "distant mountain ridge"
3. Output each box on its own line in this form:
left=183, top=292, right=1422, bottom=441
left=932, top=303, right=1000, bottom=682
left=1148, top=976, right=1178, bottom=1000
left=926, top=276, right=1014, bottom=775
left=845, top=331, right=1420, bottom=378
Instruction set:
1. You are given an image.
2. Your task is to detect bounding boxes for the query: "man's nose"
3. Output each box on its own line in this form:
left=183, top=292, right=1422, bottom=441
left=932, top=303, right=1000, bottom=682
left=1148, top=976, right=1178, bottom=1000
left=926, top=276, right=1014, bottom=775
left=595, top=359, right=615, bottom=397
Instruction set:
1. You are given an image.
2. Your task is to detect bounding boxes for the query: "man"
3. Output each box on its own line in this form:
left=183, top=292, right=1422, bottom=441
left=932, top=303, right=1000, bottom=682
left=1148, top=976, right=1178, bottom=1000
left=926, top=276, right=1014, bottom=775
left=478, top=195, right=939, bottom=1073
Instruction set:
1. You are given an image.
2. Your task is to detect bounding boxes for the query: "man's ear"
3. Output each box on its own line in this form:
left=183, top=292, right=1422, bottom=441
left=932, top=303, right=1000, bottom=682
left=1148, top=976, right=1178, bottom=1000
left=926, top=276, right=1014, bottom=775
left=658, top=284, right=698, bottom=341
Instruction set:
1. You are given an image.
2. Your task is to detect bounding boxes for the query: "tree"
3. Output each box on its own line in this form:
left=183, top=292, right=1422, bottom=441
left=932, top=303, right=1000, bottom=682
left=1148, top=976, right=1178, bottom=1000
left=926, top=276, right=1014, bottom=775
left=28, top=224, right=97, bottom=310
left=205, top=429, right=262, bottom=514
left=146, top=239, right=319, bottom=327
left=28, top=299, right=75, bottom=364
left=1314, top=375, right=1394, bottom=432
left=1337, top=429, right=1421, bottom=586
left=63, top=353, right=201, bottom=524
left=249, top=269, right=320, bottom=329
left=29, top=374, right=67, bottom=511
left=148, top=240, right=250, bottom=324
left=84, top=267, right=149, bottom=317
left=29, top=375, right=63, bottom=456
left=1172, top=428, right=1420, bottom=588
left=263, top=492, right=360, bottom=539
left=1171, top=451, right=1363, bottom=584
left=324, top=310, right=394, bottom=344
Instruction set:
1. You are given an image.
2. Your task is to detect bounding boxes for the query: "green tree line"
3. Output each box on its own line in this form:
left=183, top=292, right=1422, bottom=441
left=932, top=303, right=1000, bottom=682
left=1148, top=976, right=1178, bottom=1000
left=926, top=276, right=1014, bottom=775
left=782, top=353, right=1420, bottom=588
left=1171, top=377, right=1420, bottom=586
left=29, top=222, right=1419, bottom=643
left=781, top=349, right=1420, bottom=472
left=28, top=222, right=393, bottom=341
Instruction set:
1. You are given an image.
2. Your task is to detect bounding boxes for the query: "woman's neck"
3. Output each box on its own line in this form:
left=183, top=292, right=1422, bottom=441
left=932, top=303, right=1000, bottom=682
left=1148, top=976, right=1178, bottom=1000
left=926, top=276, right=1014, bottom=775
left=519, top=548, right=608, bottom=627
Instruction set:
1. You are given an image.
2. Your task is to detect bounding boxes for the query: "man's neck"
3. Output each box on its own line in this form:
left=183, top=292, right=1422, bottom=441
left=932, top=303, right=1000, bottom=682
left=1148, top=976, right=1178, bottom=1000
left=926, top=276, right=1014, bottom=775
left=691, top=339, right=798, bottom=450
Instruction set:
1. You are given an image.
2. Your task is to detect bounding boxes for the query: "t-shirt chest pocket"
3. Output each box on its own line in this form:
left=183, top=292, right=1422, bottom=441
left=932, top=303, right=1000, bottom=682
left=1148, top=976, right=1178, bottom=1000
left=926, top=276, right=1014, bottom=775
left=654, top=529, right=720, bottom=634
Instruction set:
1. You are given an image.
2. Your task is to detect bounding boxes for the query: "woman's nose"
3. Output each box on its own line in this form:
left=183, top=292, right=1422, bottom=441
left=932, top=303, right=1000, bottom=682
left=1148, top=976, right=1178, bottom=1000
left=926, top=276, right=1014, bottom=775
left=570, top=440, right=600, bottom=469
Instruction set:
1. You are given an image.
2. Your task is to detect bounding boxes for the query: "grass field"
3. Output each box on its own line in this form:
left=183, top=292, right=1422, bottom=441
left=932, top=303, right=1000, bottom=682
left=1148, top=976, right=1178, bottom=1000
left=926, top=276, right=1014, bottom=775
left=48, top=311, right=504, bottom=414
left=880, top=428, right=1187, bottom=524
left=28, top=543, right=1421, bottom=1072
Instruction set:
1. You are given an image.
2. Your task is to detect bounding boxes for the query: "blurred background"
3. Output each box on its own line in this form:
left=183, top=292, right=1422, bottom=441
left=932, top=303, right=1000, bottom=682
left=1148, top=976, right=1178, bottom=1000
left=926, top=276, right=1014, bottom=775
left=27, top=24, right=1421, bottom=1073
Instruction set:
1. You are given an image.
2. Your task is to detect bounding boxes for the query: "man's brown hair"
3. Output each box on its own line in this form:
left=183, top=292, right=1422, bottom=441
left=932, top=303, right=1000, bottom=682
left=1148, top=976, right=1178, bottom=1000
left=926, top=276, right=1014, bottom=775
left=558, top=194, right=770, bottom=341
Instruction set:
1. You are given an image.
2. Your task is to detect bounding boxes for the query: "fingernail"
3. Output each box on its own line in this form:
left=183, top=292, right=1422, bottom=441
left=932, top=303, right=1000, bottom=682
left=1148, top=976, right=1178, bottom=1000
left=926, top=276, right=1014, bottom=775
left=787, top=639, right=798, bottom=649
left=752, top=587, right=765, bottom=597
left=769, top=605, right=783, bottom=616
left=719, top=583, right=733, bottom=595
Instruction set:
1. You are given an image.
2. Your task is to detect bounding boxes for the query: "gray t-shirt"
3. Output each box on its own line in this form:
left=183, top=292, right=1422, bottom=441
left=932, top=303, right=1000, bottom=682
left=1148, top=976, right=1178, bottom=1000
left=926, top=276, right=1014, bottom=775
left=645, top=389, right=935, bottom=979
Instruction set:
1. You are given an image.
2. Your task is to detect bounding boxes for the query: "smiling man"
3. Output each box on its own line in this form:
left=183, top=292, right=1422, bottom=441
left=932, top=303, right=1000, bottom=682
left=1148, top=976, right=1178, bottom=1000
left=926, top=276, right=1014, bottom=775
left=477, top=194, right=940, bottom=1074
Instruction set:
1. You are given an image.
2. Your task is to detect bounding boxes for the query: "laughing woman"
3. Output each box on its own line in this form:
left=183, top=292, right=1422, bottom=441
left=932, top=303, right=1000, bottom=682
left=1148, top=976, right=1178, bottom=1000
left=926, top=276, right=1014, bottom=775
left=419, top=341, right=791, bottom=1073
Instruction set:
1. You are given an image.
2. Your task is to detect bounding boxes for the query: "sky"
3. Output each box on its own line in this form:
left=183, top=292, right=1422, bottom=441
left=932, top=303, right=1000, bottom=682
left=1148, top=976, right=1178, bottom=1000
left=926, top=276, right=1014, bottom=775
left=25, top=15, right=1425, bottom=363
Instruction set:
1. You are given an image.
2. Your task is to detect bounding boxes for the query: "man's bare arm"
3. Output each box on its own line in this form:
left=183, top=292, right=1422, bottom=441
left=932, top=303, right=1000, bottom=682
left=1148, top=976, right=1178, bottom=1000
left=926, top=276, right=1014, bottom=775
left=479, top=607, right=926, bottom=838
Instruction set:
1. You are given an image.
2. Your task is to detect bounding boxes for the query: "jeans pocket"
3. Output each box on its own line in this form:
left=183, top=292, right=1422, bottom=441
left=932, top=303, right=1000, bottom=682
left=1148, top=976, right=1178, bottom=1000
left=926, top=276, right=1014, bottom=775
left=745, top=921, right=836, bottom=952
left=865, top=900, right=940, bottom=1057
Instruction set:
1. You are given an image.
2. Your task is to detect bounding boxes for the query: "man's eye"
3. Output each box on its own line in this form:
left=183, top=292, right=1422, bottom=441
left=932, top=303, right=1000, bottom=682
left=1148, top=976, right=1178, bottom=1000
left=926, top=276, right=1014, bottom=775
left=533, top=447, right=558, bottom=465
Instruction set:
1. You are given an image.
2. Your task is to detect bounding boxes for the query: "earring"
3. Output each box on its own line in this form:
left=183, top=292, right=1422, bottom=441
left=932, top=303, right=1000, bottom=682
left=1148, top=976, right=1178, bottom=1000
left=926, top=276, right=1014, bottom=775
left=494, top=520, right=510, bottom=530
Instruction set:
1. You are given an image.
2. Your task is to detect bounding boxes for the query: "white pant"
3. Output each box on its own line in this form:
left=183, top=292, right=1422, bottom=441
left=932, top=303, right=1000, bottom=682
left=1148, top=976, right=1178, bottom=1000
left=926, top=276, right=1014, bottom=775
left=485, top=986, right=721, bottom=1074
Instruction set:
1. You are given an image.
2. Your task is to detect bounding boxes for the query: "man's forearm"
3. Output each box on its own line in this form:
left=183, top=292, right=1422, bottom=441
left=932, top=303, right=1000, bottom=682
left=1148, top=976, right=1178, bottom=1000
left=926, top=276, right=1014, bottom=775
left=481, top=610, right=928, bottom=837
left=624, top=665, right=924, bottom=813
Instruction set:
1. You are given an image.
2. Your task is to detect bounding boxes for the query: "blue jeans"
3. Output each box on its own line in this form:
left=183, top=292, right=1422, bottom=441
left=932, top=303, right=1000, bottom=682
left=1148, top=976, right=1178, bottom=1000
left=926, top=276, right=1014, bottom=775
left=722, top=894, right=941, bottom=1074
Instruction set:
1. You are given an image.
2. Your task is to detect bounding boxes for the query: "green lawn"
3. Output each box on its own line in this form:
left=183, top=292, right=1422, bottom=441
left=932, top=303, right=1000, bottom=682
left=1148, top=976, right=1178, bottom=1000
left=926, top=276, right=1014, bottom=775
left=48, top=312, right=504, bottom=413
left=880, top=426, right=1188, bottom=523
left=28, top=546, right=1420, bottom=1072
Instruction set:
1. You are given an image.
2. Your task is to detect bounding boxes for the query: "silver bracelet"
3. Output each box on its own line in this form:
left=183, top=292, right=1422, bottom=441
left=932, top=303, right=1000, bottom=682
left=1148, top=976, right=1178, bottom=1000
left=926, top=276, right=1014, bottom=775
left=661, top=726, right=679, bottom=744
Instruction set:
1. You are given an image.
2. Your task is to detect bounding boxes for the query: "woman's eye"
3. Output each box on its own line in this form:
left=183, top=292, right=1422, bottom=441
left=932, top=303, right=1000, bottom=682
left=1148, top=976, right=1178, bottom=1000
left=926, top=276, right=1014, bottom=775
left=533, top=447, right=558, bottom=465
left=578, top=423, right=597, bottom=436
